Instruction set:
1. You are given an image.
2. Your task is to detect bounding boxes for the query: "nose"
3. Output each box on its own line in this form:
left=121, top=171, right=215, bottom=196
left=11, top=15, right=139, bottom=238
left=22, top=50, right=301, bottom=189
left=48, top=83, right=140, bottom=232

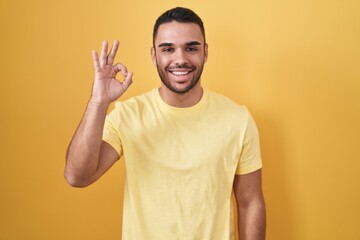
left=173, top=49, right=189, bottom=66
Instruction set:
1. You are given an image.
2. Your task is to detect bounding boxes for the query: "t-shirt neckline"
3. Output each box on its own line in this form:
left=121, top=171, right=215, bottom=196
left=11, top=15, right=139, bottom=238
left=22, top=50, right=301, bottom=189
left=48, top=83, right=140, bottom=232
left=154, top=88, right=209, bottom=116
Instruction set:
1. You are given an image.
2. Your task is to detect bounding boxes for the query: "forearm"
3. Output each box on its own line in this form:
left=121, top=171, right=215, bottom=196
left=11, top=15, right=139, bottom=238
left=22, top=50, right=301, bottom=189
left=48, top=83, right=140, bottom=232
left=65, top=100, right=109, bottom=186
left=237, top=198, right=266, bottom=240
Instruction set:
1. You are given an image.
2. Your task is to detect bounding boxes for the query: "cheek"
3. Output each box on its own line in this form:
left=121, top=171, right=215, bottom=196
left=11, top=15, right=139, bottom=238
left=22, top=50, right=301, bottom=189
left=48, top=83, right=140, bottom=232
left=157, top=56, right=171, bottom=68
left=191, top=56, right=205, bottom=67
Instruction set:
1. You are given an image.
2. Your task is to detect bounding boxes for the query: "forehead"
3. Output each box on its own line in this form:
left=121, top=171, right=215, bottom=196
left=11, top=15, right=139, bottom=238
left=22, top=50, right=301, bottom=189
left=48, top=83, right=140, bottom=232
left=155, top=21, right=204, bottom=45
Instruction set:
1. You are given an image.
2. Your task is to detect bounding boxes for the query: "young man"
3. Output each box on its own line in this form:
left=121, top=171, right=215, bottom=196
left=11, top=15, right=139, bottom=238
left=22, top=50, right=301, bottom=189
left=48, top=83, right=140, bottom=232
left=65, top=7, right=266, bottom=240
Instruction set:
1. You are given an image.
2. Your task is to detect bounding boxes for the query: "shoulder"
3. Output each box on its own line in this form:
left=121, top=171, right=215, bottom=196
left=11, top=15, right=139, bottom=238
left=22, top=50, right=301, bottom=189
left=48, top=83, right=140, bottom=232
left=113, top=89, right=157, bottom=113
left=206, top=89, right=250, bottom=117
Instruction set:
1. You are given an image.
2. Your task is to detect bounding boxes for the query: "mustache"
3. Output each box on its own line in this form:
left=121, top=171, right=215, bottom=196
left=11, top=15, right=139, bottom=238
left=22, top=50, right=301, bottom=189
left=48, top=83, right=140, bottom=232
left=167, top=64, right=195, bottom=71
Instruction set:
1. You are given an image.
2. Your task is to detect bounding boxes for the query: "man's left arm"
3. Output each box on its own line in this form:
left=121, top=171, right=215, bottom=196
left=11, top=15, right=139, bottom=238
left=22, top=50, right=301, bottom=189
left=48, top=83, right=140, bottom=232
left=233, top=169, right=266, bottom=240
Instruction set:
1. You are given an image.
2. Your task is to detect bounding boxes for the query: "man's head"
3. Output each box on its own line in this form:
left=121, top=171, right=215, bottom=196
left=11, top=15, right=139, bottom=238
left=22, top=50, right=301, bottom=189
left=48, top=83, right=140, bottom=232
left=153, top=7, right=206, bottom=46
left=152, top=7, right=208, bottom=95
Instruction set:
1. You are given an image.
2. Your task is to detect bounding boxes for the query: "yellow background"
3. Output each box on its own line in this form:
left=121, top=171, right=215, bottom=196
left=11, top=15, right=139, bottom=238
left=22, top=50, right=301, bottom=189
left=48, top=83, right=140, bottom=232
left=1, top=0, right=359, bottom=239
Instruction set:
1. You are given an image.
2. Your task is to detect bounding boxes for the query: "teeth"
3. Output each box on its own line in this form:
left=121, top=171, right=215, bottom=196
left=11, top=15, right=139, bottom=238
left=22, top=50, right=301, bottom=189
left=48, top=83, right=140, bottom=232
left=172, top=71, right=189, bottom=76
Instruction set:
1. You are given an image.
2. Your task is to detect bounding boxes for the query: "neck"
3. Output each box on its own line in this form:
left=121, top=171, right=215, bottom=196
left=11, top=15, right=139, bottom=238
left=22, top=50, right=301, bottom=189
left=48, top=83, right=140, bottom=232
left=158, top=84, right=203, bottom=108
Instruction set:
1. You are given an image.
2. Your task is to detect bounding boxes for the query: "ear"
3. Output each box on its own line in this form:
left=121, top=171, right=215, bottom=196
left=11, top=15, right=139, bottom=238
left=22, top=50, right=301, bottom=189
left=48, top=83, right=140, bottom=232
left=151, top=47, right=157, bottom=66
left=204, top=43, right=208, bottom=63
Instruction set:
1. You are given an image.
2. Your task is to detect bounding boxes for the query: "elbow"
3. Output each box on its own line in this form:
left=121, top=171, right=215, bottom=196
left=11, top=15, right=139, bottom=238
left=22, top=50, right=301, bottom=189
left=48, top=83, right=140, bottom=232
left=237, top=197, right=266, bottom=214
left=64, top=156, right=93, bottom=188
left=64, top=170, right=90, bottom=188
left=236, top=193, right=266, bottom=210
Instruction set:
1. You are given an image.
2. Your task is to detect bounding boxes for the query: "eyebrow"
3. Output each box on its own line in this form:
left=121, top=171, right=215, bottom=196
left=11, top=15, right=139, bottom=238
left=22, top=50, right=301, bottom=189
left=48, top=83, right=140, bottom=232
left=157, top=41, right=202, bottom=48
left=186, top=41, right=201, bottom=46
left=158, top=42, right=174, bottom=47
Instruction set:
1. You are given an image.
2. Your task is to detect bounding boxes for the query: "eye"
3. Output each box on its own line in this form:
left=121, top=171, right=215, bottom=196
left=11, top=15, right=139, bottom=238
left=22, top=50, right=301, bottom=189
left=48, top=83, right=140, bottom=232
left=162, top=48, right=174, bottom=53
left=187, top=47, right=198, bottom=52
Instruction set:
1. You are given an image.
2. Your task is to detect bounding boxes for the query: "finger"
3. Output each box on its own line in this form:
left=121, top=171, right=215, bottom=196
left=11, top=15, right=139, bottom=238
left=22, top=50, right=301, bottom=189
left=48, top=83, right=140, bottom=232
left=121, top=72, right=133, bottom=92
left=99, top=40, right=108, bottom=67
left=113, top=63, right=128, bottom=76
left=92, top=50, right=100, bottom=71
left=107, top=40, right=119, bottom=66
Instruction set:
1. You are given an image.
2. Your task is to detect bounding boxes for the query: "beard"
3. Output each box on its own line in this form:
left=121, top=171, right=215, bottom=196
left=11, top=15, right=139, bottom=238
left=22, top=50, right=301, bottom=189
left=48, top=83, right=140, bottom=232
left=156, top=62, right=204, bottom=94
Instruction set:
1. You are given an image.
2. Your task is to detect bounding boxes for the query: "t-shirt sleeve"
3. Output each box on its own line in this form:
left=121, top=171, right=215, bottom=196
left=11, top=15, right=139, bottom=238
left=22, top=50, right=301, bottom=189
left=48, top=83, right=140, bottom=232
left=235, top=109, right=263, bottom=175
left=102, top=103, right=123, bottom=156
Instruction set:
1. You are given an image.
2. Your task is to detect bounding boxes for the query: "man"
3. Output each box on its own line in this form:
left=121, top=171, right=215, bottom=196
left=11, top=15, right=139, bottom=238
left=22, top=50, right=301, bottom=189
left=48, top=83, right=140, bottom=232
left=65, top=7, right=266, bottom=240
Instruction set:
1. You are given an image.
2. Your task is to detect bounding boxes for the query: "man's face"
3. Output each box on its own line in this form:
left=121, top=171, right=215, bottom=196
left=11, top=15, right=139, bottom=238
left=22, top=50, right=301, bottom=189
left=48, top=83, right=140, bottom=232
left=152, top=21, right=208, bottom=94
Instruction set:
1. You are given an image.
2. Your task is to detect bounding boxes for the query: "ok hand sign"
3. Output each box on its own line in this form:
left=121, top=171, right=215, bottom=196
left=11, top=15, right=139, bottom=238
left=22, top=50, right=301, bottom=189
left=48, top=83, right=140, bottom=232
left=91, top=40, right=133, bottom=105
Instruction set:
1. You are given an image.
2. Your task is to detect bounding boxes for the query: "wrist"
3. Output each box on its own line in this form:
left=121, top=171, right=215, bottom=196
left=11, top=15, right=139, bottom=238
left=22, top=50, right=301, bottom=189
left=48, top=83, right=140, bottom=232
left=88, top=98, right=111, bottom=109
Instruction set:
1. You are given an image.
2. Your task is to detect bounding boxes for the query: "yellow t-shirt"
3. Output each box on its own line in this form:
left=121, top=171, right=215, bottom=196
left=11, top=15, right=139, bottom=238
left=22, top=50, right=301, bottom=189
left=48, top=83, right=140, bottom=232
left=103, top=88, right=262, bottom=240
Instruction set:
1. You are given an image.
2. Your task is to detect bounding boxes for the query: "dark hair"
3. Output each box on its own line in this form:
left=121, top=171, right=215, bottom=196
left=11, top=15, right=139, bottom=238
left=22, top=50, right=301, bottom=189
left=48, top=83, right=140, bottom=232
left=153, top=7, right=206, bottom=45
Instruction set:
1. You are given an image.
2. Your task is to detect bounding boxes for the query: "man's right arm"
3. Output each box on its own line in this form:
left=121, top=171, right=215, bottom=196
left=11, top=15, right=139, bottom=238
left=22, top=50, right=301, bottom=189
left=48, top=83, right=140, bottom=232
left=64, top=40, right=132, bottom=188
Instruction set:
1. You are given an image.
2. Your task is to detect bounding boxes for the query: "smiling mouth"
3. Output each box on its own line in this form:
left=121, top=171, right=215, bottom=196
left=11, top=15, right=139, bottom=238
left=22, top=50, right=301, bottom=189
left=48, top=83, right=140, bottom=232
left=168, top=67, right=195, bottom=76
left=170, top=70, right=192, bottom=76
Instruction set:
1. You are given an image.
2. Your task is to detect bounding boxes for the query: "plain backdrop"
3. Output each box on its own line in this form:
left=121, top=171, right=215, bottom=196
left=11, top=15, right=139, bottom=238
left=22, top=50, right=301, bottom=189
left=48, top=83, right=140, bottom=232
left=0, top=0, right=359, bottom=239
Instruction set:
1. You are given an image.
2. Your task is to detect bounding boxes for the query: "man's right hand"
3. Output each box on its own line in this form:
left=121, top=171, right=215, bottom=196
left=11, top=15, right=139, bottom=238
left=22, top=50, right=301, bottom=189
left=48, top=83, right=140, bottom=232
left=91, top=40, right=133, bottom=105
